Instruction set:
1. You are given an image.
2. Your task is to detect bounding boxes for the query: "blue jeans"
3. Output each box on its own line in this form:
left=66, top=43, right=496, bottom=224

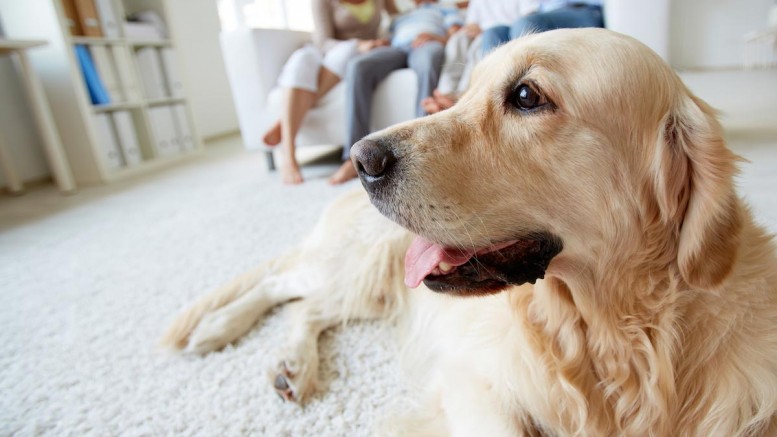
left=481, top=5, right=605, bottom=54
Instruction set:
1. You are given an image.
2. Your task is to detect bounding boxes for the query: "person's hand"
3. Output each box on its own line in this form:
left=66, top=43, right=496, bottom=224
left=358, top=39, right=390, bottom=53
left=357, top=39, right=375, bottom=53
left=411, top=32, right=444, bottom=48
left=463, top=23, right=481, bottom=38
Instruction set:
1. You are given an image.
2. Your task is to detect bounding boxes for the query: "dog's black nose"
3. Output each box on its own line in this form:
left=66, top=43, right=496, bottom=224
left=351, top=139, right=397, bottom=180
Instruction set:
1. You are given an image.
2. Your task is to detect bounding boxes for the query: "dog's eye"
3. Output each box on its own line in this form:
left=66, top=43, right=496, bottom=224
left=510, top=84, right=548, bottom=111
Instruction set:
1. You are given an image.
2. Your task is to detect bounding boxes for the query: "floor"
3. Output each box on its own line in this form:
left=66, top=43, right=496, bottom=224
left=0, top=69, right=775, bottom=436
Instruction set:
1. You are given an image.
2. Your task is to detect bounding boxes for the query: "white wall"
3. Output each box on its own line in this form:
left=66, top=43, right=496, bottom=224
left=167, top=0, right=238, bottom=139
left=670, top=0, right=775, bottom=70
left=0, top=57, right=50, bottom=188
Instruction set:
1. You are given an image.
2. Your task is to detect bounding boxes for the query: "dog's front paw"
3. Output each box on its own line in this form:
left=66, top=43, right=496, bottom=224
left=185, top=311, right=243, bottom=354
left=269, top=354, right=317, bottom=404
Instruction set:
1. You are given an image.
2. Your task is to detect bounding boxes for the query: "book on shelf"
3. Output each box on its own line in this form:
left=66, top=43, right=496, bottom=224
left=90, top=45, right=123, bottom=102
left=112, top=111, right=143, bottom=166
left=136, top=47, right=168, bottom=99
left=93, top=113, right=124, bottom=169
left=73, top=0, right=103, bottom=37
left=123, top=22, right=162, bottom=40
left=172, top=105, right=195, bottom=151
left=75, top=44, right=110, bottom=105
left=148, top=106, right=179, bottom=157
left=61, top=0, right=84, bottom=36
left=112, top=46, right=142, bottom=102
left=127, top=10, right=168, bottom=38
left=160, top=48, right=184, bottom=97
left=93, top=0, right=120, bottom=38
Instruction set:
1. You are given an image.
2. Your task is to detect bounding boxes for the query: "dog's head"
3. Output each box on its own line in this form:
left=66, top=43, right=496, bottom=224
left=352, top=29, right=741, bottom=296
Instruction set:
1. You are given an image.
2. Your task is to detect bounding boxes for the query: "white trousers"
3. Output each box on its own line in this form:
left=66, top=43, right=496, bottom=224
left=436, top=32, right=484, bottom=96
left=277, top=40, right=360, bottom=92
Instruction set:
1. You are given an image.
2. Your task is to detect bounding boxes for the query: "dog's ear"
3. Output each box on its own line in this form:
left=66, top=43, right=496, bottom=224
left=652, top=94, right=742, bottom=289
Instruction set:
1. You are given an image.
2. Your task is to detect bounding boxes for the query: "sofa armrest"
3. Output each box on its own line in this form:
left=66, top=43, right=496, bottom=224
left=220, top=28, right=311, bottom=149
left=220, top=28, right=310, bottom=105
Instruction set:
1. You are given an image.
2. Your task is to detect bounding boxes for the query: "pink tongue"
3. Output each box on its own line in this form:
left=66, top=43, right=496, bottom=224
left=404, top=236, right=475, bottom=288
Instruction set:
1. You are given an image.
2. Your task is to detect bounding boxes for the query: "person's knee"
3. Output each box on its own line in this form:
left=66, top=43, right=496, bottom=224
left=480, top=26, right=508, bottom=53
left=288, top=46, right=319, bottom=69
left=409, top=44, right=443, bottom=73
left=481, top=27, right=501, bottom=46
left=511, top=15, right=551, bottom=38
left=345, top=57, right=369, bottom=84
left=347, top=54, right=386, bottom=81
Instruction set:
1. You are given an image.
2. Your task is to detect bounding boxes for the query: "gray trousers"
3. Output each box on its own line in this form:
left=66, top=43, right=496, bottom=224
left=343, top=42, right=444, bottom=159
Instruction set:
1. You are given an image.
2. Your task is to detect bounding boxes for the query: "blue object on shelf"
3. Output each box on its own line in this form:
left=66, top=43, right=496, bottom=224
left=74, top=44, right=111, bottom=105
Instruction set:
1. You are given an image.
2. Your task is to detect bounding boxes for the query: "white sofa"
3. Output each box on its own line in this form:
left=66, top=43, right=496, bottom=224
left=220, top=28, right=418, bottom=170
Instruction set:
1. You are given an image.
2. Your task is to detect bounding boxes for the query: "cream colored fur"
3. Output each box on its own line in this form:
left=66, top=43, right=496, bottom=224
left=162, top=29, right=777, bottom=435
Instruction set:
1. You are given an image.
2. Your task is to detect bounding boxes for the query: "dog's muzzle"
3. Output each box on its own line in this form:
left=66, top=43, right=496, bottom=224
left=351, top=139, right=397, bottom=194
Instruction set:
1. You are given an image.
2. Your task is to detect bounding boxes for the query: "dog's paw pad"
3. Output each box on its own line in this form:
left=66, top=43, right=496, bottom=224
left=272, top=360, right=301, bottom=403
left=273, top=374, right=296, bottom=402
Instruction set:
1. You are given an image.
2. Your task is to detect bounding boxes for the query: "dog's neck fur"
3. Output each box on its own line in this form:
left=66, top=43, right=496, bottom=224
left=515, top=200, right=777, bottom=436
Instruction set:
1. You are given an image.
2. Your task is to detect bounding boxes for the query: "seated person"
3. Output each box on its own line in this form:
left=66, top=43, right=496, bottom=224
left=481, top=0, right=605, bottom=54
left=263, top=0, right=398, bottom=185
left=329, top=0, right=463, bottom=185
left=423, top=0, right=533, bottom=114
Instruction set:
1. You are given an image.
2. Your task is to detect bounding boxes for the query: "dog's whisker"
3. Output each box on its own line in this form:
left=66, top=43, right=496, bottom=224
left=447, top=208, right=487, bottom=277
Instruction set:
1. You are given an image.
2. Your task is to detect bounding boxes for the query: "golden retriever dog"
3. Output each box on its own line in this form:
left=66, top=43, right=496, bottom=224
left=162, top=28, right=777, bottom=435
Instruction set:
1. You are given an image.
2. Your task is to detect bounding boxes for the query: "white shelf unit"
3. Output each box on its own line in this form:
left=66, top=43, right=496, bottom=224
left=0, top=0, right=201, bottom=185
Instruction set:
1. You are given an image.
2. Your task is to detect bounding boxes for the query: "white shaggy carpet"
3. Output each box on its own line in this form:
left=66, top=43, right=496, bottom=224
left=1, top=70, right=776, bottom=436
left=0, top=147, right=406, bottom=436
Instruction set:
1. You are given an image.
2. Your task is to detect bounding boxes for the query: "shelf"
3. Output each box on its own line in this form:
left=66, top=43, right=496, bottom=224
left=146, top=96, right=186, bottom=106
left=128, top=39, right=172, bottom=48
left=69, top=37, right=172, bottom=48
left=92, top=101, right=143, bottom=113
left=70, top=36, right=125, bottom=46
left=0, top=39, right=48, bottom=52
left=4, top=0, right=202, bottom=186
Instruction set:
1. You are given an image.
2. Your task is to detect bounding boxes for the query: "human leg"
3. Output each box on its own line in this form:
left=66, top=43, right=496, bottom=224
left=509, top=5, right=605, bottom=39
left=278, top=87, right=316, bottom=184
left=263, top=40, right=354, bottom=148
left=261, top=66, right=340, bottom=150
left=437, top=31, right=471, bottom=96
left=456, top=34, right=484, bottom=95
left=331, top=47, right=406, bottom=185
left=262, top=46, right=320, bottom=149
left=343, top=47, right=407, bottom=153
left=408, top=41, right=444, bottom=117
left=422, top=32, right=473, bottom=114
left=480, top=25, right=510, bottom=55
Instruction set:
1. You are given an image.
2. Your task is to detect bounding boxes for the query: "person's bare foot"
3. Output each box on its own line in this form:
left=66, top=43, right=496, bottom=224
left=328, top=160, right=358, bottom=185
left=432, top=90, right=456, bottom=111
left=422, top=96, right=442, bottom=114
left=262, top=121, right=282, bottom=147
left=422, top=90, right=457, bottom=115
left=280, top=157, right=304, bottom=185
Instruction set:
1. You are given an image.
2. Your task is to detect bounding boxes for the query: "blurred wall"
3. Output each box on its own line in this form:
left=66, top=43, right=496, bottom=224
left=670, top=0, right=775, bottom=69
left=167, top=0, right=239, bottom=139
